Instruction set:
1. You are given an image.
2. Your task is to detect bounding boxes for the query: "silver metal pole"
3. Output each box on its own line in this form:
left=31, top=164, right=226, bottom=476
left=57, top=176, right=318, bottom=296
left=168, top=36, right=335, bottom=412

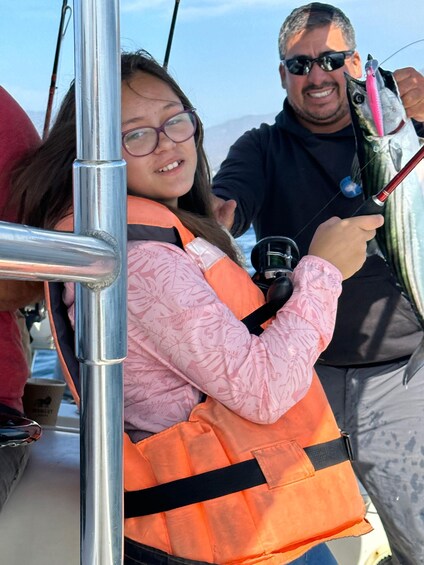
left=73, top=0, right=126, bottom=564
left=0, top=0, right=126, bottom=562
left=0, top=222, right=118, bottom=283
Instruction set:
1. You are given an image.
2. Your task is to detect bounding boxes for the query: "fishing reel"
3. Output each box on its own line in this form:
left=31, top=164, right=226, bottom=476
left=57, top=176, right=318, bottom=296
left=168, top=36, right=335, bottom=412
left=251, top=236, right=300, bottom=306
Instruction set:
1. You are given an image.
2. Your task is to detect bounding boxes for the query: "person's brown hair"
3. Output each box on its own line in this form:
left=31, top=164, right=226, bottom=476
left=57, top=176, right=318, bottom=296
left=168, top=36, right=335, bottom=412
left=11, top=49, right=242, bottom=265
left=278, top=3, right=356, bottom=59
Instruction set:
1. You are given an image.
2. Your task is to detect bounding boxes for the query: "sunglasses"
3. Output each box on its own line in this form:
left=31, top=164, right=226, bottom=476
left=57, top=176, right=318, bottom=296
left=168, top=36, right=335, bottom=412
left=122, top=109, right=198, bottom=158
left=282, top=50, right=354, bottom=76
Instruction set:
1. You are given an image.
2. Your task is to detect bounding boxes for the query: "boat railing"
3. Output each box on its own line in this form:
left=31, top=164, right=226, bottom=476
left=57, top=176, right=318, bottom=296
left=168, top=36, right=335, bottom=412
left=0, top=1, right=126, bottom=563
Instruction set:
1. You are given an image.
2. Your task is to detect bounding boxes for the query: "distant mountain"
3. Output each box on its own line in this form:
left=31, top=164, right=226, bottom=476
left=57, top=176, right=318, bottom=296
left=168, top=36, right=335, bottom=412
left=203, top=112, right=277, bottom=175
left=28, top=110, right=278, bottom=175
left=27, top=108, right=263, bottom=268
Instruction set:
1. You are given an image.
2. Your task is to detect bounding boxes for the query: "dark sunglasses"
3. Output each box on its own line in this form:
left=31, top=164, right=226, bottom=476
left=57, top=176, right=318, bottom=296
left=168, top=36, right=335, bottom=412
left=122, top=109, right=198, bottom=158
left=282, top=50, right=354, bottom=76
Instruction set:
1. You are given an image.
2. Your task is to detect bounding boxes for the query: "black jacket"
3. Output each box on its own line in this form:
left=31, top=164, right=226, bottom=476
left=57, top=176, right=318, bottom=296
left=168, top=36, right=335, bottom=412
left=213, top=100, right=423, bottom=365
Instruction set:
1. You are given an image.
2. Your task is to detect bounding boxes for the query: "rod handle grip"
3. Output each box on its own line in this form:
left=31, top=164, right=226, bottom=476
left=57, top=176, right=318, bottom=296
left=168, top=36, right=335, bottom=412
left=352, top=197, right=385, bottom=216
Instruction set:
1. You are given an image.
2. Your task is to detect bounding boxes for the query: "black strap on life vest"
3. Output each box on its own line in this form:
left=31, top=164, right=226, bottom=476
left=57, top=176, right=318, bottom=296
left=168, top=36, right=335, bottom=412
left=49, top=222, right=354, bottom=520
left=49, top=281, right=81, bottom=394
left=127, top=224, right=183, bottom=246
left=240, top=299, right=283, bottom=335
left=49, top=224, right=185, bottom=395
left=124, top=433, right=353, bottom=518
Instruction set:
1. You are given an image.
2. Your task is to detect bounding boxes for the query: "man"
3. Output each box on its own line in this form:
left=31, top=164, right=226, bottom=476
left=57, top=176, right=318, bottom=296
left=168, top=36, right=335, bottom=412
left=212, top=3, right=424, bottom=564
left=0, top=87, right=44, bottom=511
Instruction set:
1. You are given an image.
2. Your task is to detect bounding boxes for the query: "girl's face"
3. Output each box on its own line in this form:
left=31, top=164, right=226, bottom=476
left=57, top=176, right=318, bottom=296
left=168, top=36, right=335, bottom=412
left=121, top=71, right=197, bottom=207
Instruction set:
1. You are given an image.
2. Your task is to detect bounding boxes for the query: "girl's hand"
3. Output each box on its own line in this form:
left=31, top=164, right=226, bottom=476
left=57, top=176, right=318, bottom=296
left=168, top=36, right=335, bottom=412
left=308, top=214, right=384, bottom=280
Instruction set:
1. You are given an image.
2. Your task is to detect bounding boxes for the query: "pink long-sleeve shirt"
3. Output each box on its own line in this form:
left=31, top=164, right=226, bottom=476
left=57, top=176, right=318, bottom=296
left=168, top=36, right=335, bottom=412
left=65, top=238, right=342, bottom=439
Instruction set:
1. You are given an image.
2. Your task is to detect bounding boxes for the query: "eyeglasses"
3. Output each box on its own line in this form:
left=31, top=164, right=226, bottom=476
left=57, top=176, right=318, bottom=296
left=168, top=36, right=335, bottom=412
left=122, top=109, right=198, bottom=157
left=282, top=50, right=354, bottom=76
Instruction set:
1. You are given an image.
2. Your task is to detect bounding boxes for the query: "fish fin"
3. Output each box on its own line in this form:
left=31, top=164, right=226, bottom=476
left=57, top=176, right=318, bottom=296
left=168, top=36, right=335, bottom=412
left=389, top=139, right=403, bottom=172
left=350, top=154, right=362, bottom=186
left=403, top=338, right=424, bottom=385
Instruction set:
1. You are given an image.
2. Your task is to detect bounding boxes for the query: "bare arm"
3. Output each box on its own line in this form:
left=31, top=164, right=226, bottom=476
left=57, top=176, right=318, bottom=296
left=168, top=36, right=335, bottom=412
left=0, top=280, right=44, bottom=311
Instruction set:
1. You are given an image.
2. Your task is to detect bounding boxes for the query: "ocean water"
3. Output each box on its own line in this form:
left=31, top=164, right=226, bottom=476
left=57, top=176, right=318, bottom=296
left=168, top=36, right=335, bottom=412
left=31, top=349, right=59, bottom=379
left=236, top=225, right=256, bottom=274
left=31, top=226, right=258, bottom=378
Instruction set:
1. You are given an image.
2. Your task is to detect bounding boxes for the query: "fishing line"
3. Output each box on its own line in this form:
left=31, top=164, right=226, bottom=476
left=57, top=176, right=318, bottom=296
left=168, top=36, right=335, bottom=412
left=293, top=134, right=395, bottom=242
left=379, top=39, right=424, bottom=67
left=293, top=192, right=343, bottom=241
left=293, top=42, right=424, bottom=242
left=349, top=39, right=424, bottom=185
left=294, top=130, right=416, bottom=241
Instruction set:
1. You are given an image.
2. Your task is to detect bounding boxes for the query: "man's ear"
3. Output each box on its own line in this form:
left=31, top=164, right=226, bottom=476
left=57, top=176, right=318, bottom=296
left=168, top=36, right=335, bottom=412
left=279, top=62, right=287, bottom=89
left=349, top=51, right=362, bottom=79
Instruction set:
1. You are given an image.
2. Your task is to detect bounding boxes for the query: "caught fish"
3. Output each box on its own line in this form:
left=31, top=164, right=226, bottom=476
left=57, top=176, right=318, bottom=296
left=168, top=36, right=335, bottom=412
left=345, top=57, right=424, bottom=384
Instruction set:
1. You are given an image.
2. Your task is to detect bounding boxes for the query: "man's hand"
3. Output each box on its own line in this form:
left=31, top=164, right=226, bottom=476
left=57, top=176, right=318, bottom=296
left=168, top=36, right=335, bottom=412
left=394, top=67, right=424, bottom=122
left=211, top=195, right=237, bottom=231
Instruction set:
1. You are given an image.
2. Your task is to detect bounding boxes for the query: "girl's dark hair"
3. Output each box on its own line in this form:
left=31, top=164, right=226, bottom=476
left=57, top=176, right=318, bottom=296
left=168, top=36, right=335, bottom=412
left=11, top=50, right=242, bottom=264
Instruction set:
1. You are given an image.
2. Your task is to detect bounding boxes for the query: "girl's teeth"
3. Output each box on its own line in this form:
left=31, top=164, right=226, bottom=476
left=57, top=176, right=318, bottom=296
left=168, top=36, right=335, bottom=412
left=159, top=161, right=180, bottom=172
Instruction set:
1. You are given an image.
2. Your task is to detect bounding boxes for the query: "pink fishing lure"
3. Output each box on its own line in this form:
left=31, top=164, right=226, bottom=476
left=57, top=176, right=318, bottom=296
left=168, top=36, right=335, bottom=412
left=365, top=57, right=385, bottom=137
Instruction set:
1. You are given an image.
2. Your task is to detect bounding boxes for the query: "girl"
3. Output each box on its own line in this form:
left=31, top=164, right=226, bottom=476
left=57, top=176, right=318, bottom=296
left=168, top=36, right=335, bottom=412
left=12, top=50, right=381, bottom=565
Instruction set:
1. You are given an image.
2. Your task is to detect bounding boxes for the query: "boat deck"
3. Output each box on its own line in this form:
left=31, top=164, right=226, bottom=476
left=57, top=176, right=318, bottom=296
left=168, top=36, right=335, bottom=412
left=0, top=403, right=80, bottom=565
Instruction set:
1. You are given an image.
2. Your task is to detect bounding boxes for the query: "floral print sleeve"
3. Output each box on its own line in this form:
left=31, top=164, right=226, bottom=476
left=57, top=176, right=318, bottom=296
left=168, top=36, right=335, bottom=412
left=121, top=240, right=342, bottom=434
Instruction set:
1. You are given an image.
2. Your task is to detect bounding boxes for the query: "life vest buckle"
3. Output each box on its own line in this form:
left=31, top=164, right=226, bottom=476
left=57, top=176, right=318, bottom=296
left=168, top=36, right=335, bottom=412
left=341, top=430, right=354, bottom=461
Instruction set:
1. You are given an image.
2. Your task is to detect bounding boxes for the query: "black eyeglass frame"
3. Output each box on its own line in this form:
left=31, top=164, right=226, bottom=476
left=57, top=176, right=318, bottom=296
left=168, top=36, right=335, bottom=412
left=282, top=50, right=355, bottom=76
left=122, top=108, right=198, bottom=158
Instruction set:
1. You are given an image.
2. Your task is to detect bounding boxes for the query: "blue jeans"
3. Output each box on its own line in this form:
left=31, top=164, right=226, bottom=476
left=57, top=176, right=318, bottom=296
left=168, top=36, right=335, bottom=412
left=288, top=544, right=337, bottom=564
left=124, top=539, right=338, bottom=565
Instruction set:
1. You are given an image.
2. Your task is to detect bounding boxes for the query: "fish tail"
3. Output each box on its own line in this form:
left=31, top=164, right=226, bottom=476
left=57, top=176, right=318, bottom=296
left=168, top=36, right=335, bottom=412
left=403, top=337, right=424, bottom=385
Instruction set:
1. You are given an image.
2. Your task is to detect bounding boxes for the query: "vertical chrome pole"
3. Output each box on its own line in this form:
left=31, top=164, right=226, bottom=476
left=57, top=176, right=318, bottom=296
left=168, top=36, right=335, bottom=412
left=73, top=0, right=127, bottom=564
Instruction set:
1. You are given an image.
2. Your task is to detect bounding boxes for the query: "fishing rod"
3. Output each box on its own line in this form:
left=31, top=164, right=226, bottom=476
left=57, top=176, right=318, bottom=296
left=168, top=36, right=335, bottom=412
left=163, top=0, right=181, bottom=70
left=293, top=41, right=424, bottom=241
left=246, top=143, right=424, bottom=328
left=353, top=143, right=424, bottom=215
left=42, top=0, right=72, bottom=140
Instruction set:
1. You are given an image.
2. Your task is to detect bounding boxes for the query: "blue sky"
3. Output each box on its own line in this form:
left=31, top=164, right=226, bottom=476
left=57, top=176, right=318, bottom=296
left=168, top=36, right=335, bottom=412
left=1, top=0, right=423, bottom=129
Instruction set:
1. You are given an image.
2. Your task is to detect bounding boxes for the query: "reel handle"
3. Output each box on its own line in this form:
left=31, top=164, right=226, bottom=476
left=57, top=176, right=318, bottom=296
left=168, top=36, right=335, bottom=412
left=250, top=236, right=300, bottom=306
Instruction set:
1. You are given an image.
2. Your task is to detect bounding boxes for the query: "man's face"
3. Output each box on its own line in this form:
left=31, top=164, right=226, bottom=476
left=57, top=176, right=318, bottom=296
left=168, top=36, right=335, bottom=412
left=279, top=23, right=362, bottom=133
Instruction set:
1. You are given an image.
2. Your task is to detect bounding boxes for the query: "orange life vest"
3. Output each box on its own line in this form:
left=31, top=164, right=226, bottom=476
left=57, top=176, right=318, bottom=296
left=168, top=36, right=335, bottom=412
left=47, top=196, right=371, bottom=565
